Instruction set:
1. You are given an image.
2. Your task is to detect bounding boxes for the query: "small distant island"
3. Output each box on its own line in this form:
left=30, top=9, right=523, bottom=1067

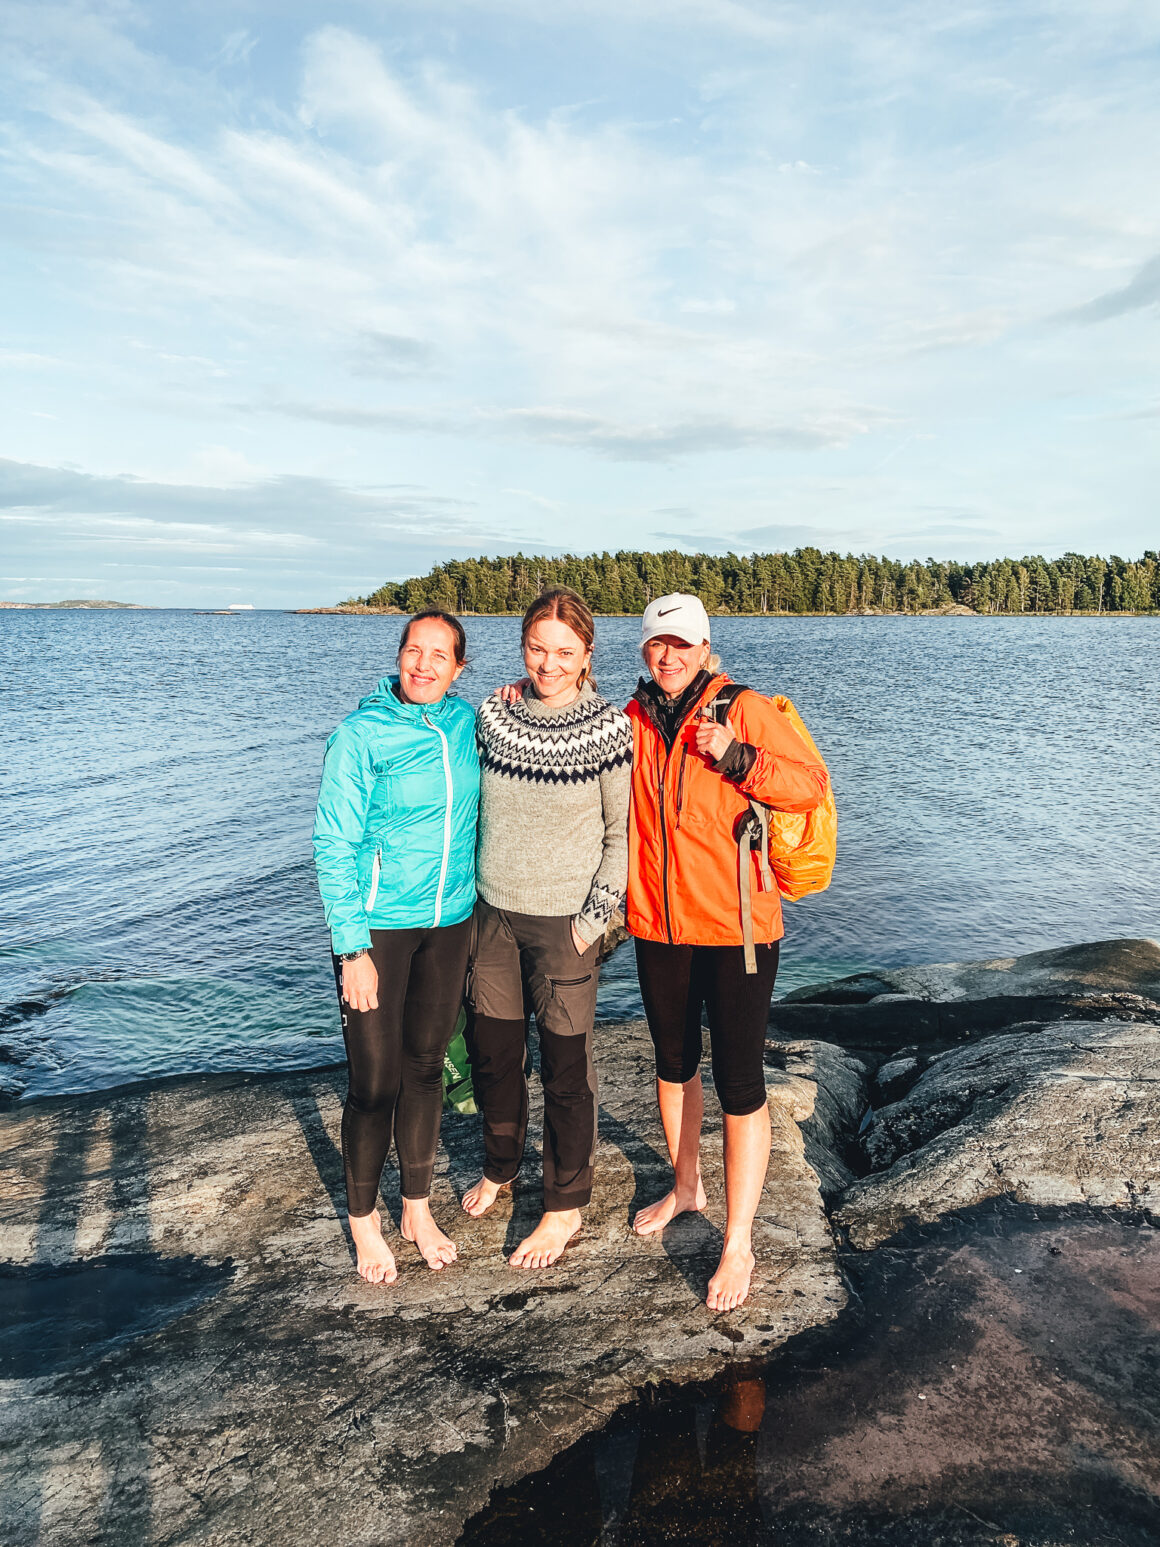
left=304, top=547, right=1160, bottom=617
left=0, top=599, right=145, bottom=610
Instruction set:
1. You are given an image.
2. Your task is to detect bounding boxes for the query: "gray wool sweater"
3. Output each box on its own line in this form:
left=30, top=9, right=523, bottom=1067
left=475, top=682, right=633, bottom=946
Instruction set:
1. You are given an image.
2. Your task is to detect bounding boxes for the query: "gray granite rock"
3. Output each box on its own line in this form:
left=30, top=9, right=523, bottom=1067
left=765, top=1039, right=871, bottom=1200
left=0, top=1019, right=845, bottom=1547
left=771, top=938, right=1160, bottom=1049
left=836, top=1019, right=1160, bottom=1250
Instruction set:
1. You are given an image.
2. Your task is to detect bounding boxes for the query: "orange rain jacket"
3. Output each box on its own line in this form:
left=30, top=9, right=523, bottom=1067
left=626, top=673, right=830, bottom=948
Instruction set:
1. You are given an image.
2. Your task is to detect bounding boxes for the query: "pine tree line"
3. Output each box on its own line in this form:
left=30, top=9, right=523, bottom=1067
left=353, top=548, right=1160, bottom=616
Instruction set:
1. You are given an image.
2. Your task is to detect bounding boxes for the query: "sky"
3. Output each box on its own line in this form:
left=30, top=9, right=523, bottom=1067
left=1, top=1, right=1158, bottom=607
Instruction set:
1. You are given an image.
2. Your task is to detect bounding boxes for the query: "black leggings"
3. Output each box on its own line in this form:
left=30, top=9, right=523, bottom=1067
left=634, top=938, right=780, bottom=1117
left=332, top=918, right=471, bottom=1216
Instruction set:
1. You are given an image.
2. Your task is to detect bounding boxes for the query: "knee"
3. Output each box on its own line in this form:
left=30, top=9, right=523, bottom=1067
left=468, top=1017, right=525, bottom=1081
left=345, top=1075, right=398, bottom=1117
left=539, top=1032, right=593, bottom=1099
left=651, top=1034, right=701, bottom=1087
left=715, top=1072, right=767, bottom=1117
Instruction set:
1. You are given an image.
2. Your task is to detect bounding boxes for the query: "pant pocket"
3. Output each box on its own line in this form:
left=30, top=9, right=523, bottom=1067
left=543, top=970, right=596, bottom=1038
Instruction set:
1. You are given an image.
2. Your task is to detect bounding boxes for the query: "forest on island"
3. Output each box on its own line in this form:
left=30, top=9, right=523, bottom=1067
left=353, top=548, right=1160, bottom=616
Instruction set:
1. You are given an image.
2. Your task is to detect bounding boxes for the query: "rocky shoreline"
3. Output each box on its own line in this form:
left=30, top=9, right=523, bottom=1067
left=1, top=939, right=1157, bottom=1545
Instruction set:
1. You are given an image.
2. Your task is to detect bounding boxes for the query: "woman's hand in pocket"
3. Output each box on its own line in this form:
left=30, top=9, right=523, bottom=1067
left=571, top=920, right=589, bottom=956
left=342, top=955, right=379, bottom=1012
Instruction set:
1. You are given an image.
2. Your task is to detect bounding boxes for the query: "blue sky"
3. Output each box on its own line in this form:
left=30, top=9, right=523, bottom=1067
left=2, top=1, right=1157, bottom=606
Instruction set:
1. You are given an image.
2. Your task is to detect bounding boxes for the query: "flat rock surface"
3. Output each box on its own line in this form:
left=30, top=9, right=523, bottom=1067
left=838, top=1019, right=1160, bottom=1250
left=0, top=1020, right=844, bottom=1547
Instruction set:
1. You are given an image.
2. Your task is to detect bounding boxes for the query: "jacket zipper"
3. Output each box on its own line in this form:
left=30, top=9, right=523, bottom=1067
left=657, top=741, right=675, bottom=943
left=366, top=847, right=382, bottom=913
left=674, top=743, right=689, bottom=829
left=424, top=712, right=454, bottom=928
left=651, top=680, right=716, bottom=943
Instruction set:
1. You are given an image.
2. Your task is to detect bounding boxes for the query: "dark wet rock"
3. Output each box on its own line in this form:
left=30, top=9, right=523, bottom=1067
left=765, top=1039, right=871, bottom=1200
left=0, top=1019, right=845, bottom=1547
left=598, top=909, right=631, bottom=962
left=837, top=1020, right=1160, bottom=1250
left=465, top=1203, right=1160, bottom=1546
left=873, top=1055, right=921, bottom=1103
left=771, top=938, right=1160, bottom=1050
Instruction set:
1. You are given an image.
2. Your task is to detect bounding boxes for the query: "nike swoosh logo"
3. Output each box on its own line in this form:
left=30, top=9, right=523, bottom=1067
left=657, top=606, right=680, bottom=615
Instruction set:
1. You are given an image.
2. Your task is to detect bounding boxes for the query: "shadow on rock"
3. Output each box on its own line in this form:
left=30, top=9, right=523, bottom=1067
left=0, top=1254, right=234, bottom=1380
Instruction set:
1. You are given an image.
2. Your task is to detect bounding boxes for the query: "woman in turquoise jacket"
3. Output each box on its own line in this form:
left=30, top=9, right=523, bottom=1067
left=313, top=610, right=480, bottom=1286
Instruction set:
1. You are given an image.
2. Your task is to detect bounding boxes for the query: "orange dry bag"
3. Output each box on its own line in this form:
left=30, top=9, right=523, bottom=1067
left=762, top=694, right=838, bottom=900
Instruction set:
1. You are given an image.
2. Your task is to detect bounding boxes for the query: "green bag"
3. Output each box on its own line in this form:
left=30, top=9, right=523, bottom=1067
left=442, top=1006, right=477, bottom=1115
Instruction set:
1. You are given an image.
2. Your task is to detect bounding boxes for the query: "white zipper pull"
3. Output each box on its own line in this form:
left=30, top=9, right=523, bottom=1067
left=423, top=711, right=454, bottom=928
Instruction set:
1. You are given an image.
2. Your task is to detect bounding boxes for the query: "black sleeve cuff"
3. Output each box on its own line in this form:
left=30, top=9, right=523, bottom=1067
left=713, top=738, right=758, bottom=783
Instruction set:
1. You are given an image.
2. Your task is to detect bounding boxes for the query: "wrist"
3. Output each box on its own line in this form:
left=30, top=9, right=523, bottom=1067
left=572, top=915, right=599, bottom=947
left=339, top=948, right=371, bottom=963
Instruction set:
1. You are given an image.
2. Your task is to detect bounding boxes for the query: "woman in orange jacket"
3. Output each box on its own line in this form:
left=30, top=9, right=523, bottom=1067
left=626, top=594, right=829, bottom=1312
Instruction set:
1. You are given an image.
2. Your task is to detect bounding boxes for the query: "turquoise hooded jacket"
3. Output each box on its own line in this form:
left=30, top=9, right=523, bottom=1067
left=313, top=678, right=480, bottom=953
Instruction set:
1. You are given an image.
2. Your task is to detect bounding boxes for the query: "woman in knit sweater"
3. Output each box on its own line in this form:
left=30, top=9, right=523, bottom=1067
left=463, top=588, right=632, bottom=1268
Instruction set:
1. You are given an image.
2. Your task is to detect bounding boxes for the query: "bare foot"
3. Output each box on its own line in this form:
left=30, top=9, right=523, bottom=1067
left=461, top=1175, right=511, bottom=1218
left=401, top=1198, right=458, bottom=1270
left=348, top=1209, right=398, bottom=1286
left=632, top=1176, right=708, bottom=1236
left=706, top=1239, right=755, bottom=1313
left=509, top=1208, right=582, bottom=1269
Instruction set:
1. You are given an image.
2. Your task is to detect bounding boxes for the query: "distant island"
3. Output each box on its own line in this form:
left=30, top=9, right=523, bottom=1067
left=313, top=547, right=1160, bottom=617
left=0, top=599, right=145, bottom=610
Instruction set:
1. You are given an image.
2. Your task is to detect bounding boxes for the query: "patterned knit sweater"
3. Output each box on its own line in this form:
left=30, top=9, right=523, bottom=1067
left=476, top=682, right=633, bottom=946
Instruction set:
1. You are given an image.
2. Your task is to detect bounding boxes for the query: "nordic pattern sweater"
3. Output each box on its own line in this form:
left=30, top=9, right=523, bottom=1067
left=475, top=682, right=633, bottom=947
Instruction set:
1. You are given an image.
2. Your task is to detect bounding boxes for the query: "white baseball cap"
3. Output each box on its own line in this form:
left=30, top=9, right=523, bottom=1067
left=640, top=593, right=711, bottom=647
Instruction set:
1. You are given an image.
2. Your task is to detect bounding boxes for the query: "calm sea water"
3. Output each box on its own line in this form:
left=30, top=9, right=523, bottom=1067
left=3, top=610, right=1158, bottom=1101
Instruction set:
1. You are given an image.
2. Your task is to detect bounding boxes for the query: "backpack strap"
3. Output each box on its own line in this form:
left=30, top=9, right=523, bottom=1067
left=704, top=681, right=748, bottom=726
left=708, top=683, right=773, bottom=973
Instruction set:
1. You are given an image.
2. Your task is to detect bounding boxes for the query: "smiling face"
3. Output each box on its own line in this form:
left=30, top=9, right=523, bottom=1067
left=396, top=617, right=464, bottom=704
left=523, top=614, right=592, bottom=708
left=642, top=633, right=710, bottom=698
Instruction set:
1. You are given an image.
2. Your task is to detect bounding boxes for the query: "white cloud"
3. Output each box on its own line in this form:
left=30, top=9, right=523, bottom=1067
left=217, top=30, right=258, bottom=69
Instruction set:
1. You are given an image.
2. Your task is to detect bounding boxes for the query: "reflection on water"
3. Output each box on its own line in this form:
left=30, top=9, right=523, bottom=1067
left=464, top=1383, right=768, bottom=1546
left=3, top=609, right=1158, bottom=1099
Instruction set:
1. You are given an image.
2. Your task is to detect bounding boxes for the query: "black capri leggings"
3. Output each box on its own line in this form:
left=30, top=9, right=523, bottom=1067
left=331, top=918, right=471, bottom=1216
left=634, top=938, right=780, bottom=1117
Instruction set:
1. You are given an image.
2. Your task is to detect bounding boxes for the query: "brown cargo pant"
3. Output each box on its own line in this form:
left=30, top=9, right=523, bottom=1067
left=466, top=899, right=600, bottom=1211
